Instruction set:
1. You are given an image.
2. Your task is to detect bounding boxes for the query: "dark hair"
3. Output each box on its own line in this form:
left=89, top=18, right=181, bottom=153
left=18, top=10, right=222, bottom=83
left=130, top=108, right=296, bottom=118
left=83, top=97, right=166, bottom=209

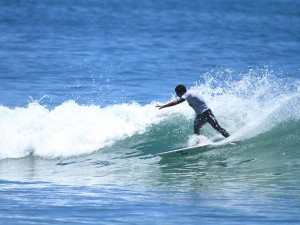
left=175, top=84, right=187, bottom=95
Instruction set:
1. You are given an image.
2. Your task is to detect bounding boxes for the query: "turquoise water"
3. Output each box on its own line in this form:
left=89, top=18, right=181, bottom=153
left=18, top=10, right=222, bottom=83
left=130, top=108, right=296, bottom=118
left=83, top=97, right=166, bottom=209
left=0, top=0, right=300, bottom=224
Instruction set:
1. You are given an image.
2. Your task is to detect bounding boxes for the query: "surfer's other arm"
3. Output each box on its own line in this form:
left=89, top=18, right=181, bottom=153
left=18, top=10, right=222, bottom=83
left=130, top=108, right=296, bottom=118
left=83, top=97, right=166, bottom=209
left=156, top=98, right=185, bottom=109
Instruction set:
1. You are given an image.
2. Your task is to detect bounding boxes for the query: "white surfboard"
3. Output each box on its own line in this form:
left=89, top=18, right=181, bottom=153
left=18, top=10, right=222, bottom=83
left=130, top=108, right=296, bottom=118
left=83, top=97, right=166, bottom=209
left=157, top=142, right=237, bottom=157
left=157, top=143, right=212, bottom=157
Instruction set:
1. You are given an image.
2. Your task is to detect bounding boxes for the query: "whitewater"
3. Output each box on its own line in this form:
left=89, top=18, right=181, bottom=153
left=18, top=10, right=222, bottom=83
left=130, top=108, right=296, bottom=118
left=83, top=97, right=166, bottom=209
left=1, top=69, right=299, bottom=160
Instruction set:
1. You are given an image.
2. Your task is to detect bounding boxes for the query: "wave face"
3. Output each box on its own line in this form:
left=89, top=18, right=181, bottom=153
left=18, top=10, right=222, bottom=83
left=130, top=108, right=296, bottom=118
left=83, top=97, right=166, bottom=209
left=0, top=68, right=299, bottom=160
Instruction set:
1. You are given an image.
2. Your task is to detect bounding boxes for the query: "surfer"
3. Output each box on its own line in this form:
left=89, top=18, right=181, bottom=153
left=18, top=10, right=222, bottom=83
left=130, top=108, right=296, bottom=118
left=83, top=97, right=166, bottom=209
left=156, top=84, right=230, bottom=139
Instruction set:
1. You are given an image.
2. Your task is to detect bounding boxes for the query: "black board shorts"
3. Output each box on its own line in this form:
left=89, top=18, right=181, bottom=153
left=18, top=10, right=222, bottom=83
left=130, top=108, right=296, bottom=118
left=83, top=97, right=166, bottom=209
left=194, top=109, right=230, bottom=138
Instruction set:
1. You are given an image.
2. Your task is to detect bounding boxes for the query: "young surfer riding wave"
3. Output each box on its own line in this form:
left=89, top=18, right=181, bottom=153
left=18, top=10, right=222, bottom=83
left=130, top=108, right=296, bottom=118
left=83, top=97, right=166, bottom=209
left=156, top=84, right=230, bottom=142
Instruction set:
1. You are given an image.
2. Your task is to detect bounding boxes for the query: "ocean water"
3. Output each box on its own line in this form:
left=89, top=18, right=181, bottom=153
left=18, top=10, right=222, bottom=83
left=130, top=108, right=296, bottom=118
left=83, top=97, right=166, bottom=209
left=0, top=0, right=300, bottom=224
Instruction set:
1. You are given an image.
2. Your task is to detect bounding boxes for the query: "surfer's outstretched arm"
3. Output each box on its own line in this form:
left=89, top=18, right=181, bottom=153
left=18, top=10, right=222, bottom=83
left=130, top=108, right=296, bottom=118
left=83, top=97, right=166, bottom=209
left=156, top=98, right=185, bottom=109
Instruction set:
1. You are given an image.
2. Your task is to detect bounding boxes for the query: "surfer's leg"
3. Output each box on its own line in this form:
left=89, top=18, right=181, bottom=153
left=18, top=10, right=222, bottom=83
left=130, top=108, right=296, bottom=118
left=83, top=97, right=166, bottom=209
left=194, top=114, right=207, bottom=135
left=205, top=109, right=230, bottom=138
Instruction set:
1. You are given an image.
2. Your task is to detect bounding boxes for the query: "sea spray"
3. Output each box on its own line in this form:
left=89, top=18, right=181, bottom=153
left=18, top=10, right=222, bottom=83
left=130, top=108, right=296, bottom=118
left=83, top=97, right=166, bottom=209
left=190, top=67, right=300, bottom=141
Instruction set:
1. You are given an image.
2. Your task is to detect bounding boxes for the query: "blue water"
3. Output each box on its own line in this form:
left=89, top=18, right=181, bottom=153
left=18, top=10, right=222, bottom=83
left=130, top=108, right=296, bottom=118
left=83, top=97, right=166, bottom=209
left=1, top=0, right=300, bottom=224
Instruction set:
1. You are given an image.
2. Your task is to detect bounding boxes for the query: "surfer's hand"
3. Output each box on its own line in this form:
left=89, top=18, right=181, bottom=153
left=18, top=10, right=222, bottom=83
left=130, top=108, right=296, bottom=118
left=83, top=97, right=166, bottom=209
left=156, top=104, right=164, bottom=109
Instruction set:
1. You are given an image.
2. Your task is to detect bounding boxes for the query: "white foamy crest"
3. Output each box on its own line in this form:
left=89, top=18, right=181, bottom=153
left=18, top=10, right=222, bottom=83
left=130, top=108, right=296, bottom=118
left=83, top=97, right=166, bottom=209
left=187, top=135, right=213, bottom=147
left=0, top=101, right=163, bottom=159
left=191, top=67, right=300, bottom=141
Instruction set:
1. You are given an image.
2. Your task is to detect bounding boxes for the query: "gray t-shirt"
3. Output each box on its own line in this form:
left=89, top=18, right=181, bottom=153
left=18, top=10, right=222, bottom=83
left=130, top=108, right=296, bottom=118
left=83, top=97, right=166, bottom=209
left=181, top=90, right=209, bottom=115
